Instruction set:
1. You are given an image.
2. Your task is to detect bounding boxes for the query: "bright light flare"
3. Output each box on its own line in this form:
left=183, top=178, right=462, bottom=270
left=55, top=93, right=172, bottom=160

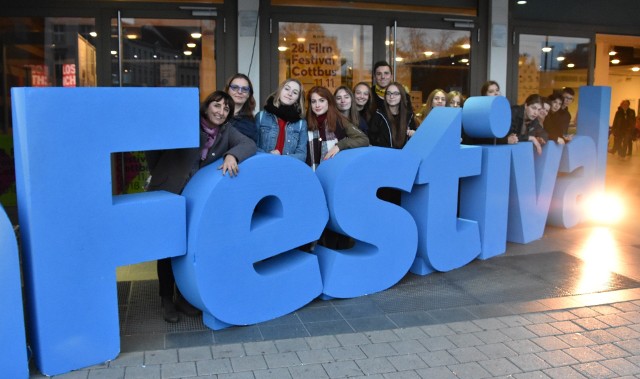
left=583, top=192, right=625, bottom=224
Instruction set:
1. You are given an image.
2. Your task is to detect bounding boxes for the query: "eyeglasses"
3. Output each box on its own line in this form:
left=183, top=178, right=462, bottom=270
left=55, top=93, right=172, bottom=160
left=563, top=96, right=574, bottom=101
left=229, top=84, right=251, bottom=94
left=386, top=91, right=401, bottom=97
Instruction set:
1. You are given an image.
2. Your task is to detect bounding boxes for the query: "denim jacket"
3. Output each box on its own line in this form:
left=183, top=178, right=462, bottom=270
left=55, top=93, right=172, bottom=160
left=255, top=110, right=308, bottom=162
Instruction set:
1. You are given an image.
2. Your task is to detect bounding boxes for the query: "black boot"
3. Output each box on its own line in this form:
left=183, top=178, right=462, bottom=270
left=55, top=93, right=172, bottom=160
left=175, top=291, right=201, bottom=317
left=161, top=296, right=179, bottom=323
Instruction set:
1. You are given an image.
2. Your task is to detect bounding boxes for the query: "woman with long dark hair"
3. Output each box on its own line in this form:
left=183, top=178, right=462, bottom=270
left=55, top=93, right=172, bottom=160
left=306, top=86, right=369, bottom=170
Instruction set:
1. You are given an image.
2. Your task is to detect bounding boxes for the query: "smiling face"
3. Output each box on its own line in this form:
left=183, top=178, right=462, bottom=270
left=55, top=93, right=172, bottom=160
left=432, top=91, right=446, bottom=108
left=385, top=84, right=401, bottom=108
left=353, top=84, right=370, bottom=108
left=375, top=65, right=392, bottom=89
left=206, top=99, right=230, bottom=127
left=335, top=89, right=352, bottom=112
left=228, top=77, right=250, bottom=113
left=310, top=93, right=329, bottom=116
left=279, top=81, right=301, bottom=106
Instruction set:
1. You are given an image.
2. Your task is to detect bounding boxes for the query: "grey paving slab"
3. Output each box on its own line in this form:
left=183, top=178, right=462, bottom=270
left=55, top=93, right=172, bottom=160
left=563, top=346, right=606, bottom=363
left=242, top=340, right=278, bottom=356
left=195, top=358, right=233, bottom=375
left=417, top=350, right=458, bottom=367
left=386, top=354, right=429, bottom=371
left=535, top=350, right=579, bottom=367
left=572, top=361, right=618, bottom=379
left=328, top=346, right=367, bottom=361
left=447, top=347, right=489, bottom=363
left=288, top=363, right=329, bottom=378
left=477, top=342, right=518, bottom=359
left=124, top=365, right=160, bottom=379
left=360, top=342, right=398, bottom=358
left=599, top=357, right=640, bottom=376
left=445, top=361, right=491, bottom=379
left=355, top=357, right=397, bottom=375
left=477, top=357, right=522, bottom=376
left=262, top=352, right=300, bottom=368
left=253, top=367, right=293, bottom=379
left=389, top=339, right=428, bottom=354
left=418, top=336, right=457, bottom=351
left=296, top=348, right=334, bottom=364
left=542, top=365, right=587, bottom=379
left=531, top=335, right=572, bottom=351
left=507, top=353, right=552, bottom=371
left=229, top=354, right=268, bottom=372
left=159, top=361, right=196, bottom=378
left=322, top=360, right=363, bottom=378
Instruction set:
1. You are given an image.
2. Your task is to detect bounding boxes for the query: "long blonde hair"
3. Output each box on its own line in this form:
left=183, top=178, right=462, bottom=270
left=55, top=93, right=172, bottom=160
left=271, top=79, right=306, bottom=118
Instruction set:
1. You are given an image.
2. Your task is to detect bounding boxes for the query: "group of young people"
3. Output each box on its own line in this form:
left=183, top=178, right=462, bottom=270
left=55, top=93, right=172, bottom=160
left=146, top=62, right=580, bottom=322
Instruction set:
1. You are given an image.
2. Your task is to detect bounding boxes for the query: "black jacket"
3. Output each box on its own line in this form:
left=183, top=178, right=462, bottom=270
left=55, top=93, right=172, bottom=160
left=146, top=122, right=256, bottom=194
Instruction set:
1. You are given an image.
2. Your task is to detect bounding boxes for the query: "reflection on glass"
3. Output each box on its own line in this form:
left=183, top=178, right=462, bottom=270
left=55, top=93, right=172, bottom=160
left=0, top=17, right=96, bottom=205
left=110, top=18, right=216, bottom=96
left=109, top=18, right=216, bottom=195
left=387, top=27, right=471, bottom=115
left=278, top=22, right=372, bottom=95
left=517, top=34, right=590, bottom=107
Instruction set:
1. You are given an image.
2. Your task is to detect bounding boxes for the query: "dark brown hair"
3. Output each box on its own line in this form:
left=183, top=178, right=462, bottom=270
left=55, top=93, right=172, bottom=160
left=199, top=91, right=235, bottom=125
left=384, top=82, right=411, bottom=147
left=224, top=73, right=256, bottom=121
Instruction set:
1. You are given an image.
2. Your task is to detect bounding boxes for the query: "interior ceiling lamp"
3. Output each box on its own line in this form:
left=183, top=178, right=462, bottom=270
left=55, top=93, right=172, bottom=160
left=541, top=46, right=552, bottom=53
left=611, top=59, right=620, bottom=64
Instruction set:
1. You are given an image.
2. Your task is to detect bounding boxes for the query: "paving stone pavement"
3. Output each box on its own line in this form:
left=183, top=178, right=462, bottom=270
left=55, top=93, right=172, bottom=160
left=30, top=300, right=640, bottom=378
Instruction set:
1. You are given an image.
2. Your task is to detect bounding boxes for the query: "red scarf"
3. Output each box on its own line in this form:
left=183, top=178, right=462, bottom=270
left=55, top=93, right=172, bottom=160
left=274, top=118, right=286, bottom=153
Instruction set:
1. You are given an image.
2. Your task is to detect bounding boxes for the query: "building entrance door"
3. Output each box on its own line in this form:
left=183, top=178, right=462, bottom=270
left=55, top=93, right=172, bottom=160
left=109, top=15, right=217, bottom=194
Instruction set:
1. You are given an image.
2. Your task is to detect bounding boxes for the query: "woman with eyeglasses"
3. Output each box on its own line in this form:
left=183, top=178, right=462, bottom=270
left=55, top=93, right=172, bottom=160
left=255, top=79, right=307, bottom=161
left=368, top=82, right=417, bottom=149
left=225, top=73, right=258, bottom=143
left=367, top=82, right=417, bottom=205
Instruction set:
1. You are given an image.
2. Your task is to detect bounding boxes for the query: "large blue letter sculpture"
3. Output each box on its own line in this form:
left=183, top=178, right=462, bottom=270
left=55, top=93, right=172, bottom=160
left=174, top=154, right=327, bottom=329
left=0, top=204, right=27, bottom=378
left=459, top=96, right=512, bottom=259
left=7, top=86, right=611, bottom=376
left=12, top=88, right=198, bottom=375
left=314, top=147, right=420, bottom=297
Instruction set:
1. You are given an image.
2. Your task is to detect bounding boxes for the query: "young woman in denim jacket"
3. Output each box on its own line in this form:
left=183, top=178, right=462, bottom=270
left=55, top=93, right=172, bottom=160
left=306, top=86, right=369, bottom=171
left=255, top=79, right=307, bottom=161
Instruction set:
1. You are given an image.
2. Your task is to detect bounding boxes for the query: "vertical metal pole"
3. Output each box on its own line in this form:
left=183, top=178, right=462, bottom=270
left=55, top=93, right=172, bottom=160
left=393, top=20, right=397, bottom=80
left=117, top=10, right=123, bottom=87
left=117, top=10, right=125, bottom=193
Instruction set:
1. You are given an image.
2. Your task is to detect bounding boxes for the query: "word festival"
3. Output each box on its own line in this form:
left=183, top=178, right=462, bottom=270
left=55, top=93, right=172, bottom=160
left=2, top=86, right=610, bottom=377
